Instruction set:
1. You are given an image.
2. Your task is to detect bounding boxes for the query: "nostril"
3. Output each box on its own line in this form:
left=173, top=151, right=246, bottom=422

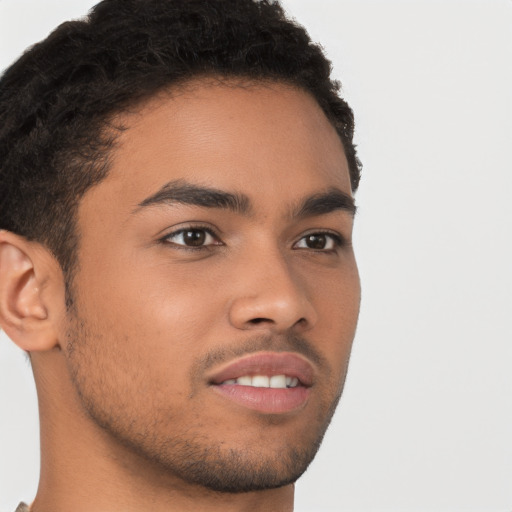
left=249, top=318, right=271, bottom=325
left=248, top=316, right=308, bottom=327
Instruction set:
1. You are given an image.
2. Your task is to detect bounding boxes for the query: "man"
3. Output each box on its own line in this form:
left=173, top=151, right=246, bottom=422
left=0, top=0, right=361, bottom=510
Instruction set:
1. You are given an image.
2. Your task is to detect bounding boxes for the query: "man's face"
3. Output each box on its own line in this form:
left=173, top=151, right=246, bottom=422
left=63, top=80, right=360, bottom=492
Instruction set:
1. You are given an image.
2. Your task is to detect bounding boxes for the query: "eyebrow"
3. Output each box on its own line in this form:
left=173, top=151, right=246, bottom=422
left=293, top=189, right=357, bottom=218
left=135, top=180, right=356, bottom=218
left=135, top=179, right=251, bottom=215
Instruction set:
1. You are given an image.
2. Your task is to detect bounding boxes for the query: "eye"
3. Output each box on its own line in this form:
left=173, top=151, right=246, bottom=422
left=163, top=227, right=220, bottom=248
left=294, top=232, right=341, bottom=251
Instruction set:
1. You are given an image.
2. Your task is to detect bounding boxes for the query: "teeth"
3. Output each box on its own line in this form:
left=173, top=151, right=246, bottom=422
left=269, top=375, right=287, bottom=388
left=222, top=374, right=299, bottom=388
left=252, top=375, right=270, bottom=387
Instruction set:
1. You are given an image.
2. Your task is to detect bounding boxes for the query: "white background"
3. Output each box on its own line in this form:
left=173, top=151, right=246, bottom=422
left=0, top=1, right=511, bottom=511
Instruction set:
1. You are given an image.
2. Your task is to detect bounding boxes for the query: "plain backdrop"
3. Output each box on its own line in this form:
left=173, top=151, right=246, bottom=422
left=0, top=1, right=511, bottom=511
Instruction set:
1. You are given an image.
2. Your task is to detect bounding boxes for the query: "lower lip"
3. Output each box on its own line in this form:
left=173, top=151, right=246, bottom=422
left=211, top=384, right=309, bottom=414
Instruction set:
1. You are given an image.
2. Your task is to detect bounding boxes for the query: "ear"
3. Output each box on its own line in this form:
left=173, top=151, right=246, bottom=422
left=0, top=230, right=64, bottom=352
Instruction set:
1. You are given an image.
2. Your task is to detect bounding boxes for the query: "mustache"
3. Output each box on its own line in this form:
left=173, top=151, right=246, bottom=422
left=194, top=333, right=331, bottom=379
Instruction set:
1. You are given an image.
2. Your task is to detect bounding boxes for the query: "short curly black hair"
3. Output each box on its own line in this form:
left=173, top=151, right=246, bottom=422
left=0, top=0, right=361, bottom=281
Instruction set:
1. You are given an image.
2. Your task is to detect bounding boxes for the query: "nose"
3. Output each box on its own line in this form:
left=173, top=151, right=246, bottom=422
left=228, top=248, right=318, bottom=333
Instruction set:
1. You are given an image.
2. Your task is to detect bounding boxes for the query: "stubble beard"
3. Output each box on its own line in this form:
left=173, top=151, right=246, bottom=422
left=64, top=310, right=345, bottom=494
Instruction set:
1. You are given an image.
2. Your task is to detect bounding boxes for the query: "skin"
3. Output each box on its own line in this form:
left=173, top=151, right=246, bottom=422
left=0, top=80, right=360, bottom=512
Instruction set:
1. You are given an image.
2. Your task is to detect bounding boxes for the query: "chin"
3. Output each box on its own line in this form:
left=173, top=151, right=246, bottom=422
left=155, top=440, right=323, bottom=493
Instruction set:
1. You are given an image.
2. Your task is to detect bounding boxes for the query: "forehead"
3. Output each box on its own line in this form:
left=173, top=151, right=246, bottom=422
left=81, top=79, right=351, bottom=217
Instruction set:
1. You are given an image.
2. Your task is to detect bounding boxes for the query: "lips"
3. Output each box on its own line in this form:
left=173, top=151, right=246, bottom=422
left=207, top=352, right=314, bottom=414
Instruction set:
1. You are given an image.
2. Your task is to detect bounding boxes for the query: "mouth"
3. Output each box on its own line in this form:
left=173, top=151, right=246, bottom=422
left=221, top=375, right=300, bottom=388
left=207, top=352, right=314, bottom=414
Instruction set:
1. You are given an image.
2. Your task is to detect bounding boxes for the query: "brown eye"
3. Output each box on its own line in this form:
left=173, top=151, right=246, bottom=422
left=164, top=228, right=218, bottom=248
left=294, top=232, right=340, bottom=251
left=183, top=230, right=206, bottom=246
left=305, top=234, right=327, bottom=249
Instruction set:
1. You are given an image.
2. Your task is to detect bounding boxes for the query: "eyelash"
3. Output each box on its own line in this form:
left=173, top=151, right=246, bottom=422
left=160, top=224, right=222, bottom=250
left=160, top=225, right=345, bottom=252
left=295, top=231, right=345, bottom=252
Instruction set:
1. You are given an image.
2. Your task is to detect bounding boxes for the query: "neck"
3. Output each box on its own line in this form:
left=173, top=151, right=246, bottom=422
left=30, top=352, right=295, bottom=512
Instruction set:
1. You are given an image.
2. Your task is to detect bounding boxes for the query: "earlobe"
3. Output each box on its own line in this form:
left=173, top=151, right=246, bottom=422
left=0, top=230, right=61, bottom=352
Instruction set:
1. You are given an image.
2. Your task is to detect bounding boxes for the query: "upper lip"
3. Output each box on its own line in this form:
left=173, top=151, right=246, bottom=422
left=207, top=352, right=315, bottom=387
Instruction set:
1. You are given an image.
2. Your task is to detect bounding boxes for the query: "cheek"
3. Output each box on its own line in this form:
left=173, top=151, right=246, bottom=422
left=309, top=260, right=360, bottom=356
left=78, top=249, right=226, bottom=340
left=67, top=265, right=219, bottom=407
